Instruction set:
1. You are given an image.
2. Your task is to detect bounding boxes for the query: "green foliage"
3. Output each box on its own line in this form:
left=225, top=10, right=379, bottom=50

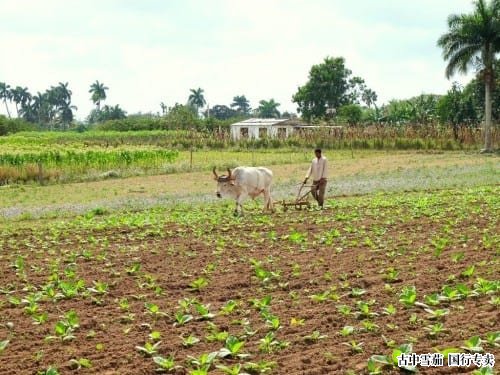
left=437, top=0, right=500, bottom=150
left=0, top=115, right=37, bottom=135
left=206, top=104, right=237, bottom=120
left=257, top=99, right=280, bottom=118
left=230, top=95, right=251, bottom=114
left=89, top=80, right=108, bottom=110
left=337, top=104, right=363, bottom=125
left=87, top=105, right=126, bottom=124
left=292, top=56, right=376, bottom=120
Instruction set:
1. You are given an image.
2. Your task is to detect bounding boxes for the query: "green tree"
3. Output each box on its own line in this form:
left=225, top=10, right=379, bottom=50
left=10, top=86, right=31, bottom=117
left=160, top=102, right=167, bottom=116
left=206, top=104, right=236, bottom=120
left=166, top=103, right=199, bottom=129
left=89, top=80, right=108, bottom=111
left=337, top=104, right=363, bottom=125
left=463, top=62, right=500, bottom=121
left=362, top=88, right=378, bottom=109
left=188, top=88, right=206, bottom=115
left=437, top=82, right=479, bottom=140
left=437, top=0, right=500, bottom=152
left=292, top=56, right=375, bottom=120
left=230, top=95, right=251, bottom=114
left=257, top=99, right=280, bottom=118
left=87, top=104, right=126, bottom=124
left=0, top=82, right=12, bottom=118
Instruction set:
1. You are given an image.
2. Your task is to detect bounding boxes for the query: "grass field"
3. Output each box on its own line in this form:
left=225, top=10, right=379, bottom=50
left=0, top=150, right=497, bottom=222
left=1, top=128, right=496, bottom=184
left=0, top=150, right=498, bottom=375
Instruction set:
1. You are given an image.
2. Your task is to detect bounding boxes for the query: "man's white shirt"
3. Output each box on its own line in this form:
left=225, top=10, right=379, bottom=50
left=305, top=156, right=328, bottom=181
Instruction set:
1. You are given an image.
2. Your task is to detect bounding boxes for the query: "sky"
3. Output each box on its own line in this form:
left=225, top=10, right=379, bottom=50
left=0, top=0, right=477, bottom=120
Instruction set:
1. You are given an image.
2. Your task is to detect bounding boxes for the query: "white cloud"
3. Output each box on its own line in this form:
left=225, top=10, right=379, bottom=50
left=0, top=0, right=478, bottom=120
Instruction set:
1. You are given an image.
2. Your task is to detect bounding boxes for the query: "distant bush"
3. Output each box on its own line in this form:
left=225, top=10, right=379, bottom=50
left=94, top=117, right=165, bottom=131
left=0, top=115, right=37, bottom=135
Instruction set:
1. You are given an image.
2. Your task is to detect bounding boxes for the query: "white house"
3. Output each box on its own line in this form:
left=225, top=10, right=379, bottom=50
left=230, top=118, right=305, bottom=140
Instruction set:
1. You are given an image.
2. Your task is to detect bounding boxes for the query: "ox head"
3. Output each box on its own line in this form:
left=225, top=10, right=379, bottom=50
left=213, top=167, right=236, bottom=198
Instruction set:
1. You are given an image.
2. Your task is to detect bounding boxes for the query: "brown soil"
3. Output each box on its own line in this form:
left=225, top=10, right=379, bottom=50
left=0, top=194, right=498, bottom=374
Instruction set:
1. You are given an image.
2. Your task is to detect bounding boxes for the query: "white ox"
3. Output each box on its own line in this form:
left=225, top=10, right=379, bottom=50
left=213, top=166, right=274, bottom=215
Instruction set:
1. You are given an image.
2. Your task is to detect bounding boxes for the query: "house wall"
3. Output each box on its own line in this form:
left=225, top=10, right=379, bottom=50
left=230, top=125, right=292, bottom=140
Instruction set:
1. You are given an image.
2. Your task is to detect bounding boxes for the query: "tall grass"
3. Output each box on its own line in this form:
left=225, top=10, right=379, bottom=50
left=0, top=124, right=497, bottom=185
left=2, top=124, right=497, bottom=151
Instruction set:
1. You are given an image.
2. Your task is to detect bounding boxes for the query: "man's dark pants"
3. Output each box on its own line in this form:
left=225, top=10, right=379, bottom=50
left=311, top=179, right=327, bottom=207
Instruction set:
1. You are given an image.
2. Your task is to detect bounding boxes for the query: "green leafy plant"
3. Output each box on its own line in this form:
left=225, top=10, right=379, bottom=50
left=219, top=300, right=239, bottom=315
left=336, top=304, right=351, bottom=316
left=144, top=302, right=168, bottom=318
left=243, top=360, right=276, bottom=374
left=0, top=340, right=9, bottom=353
left=37, top=367, right=60, bottom=375
left=149, top=331, right=161, bottom=341
left=339, top=325, right=355, bottom=337
left=135, top=341, right=161, bottom=356
left=474, top=278, right=497, bottom=295
left=384, top=267, right=400, bottom=283
left=187, top=351, right=218, bottom=371
left=424, top=293, right=440, bottom=306
left=399, top=286, right=417, bottom=307
left=342, top=340, right=364, bottom=353
left=304, top=331, right=327, bottom=343
left=181, top=334, right=200, bottom=348
left=189, top=277, right=209, bottom=291
left=194, top=303, right=215, bottom=320
left=424, top=308, right=450, bottom=320
left=69, top=358, right=92, bottom=370
left=366, top=358, right=383, bottom=375
left=350, top=287, right=366, bottom=297
left=361, top=320, right=379, bottom=332
left=472, top=367, right=495, bottom=375
left=461, top=336, right=483, bottom=353
left=126, top=262, right=141, bottom=275
left=174, top=310, right=193, bottom=326
left=258, top=332, right=282, bottom=353
left=485, top=331, right=499, bottom=348
left=218, top=336, right=249, bottom=358
left=355, top=301, right=378, bottom=318
left=461, top=264, right=475, bottom=278
left=370, top=343, right=417, bottom=372
left=153, top=355, right=180, bottom=372
left=250, top=295, right=272, bottom=311
left=382, top=304, right=396, bottom=315
left=424, top=322, right=447, bottom=338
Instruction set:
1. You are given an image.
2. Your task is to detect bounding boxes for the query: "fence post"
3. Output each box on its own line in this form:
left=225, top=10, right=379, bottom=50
left=37, top=161, right=43, bottom=185
left=190, top=148, right=193, bottom=170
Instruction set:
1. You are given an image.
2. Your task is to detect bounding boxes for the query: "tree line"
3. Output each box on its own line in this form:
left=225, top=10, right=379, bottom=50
left=1, top=0, right=498, bottom=149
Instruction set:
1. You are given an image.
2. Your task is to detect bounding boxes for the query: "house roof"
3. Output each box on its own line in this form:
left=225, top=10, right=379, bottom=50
left=230, top=118, right=299, bottom=127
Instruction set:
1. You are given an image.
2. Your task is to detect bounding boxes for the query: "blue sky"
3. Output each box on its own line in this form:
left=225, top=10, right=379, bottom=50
left=0, top=0, right=476, bottom=120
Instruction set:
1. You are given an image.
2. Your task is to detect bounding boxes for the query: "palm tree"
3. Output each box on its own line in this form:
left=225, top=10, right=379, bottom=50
left=257, top=99, right=281, bottom=118
left=89, top=80, right=109, bottom=111
left=231, top=95, right=251, bottom=114
left=188, top=88, right=206, bottom=115
left=0, top=82, right=11, bottom=118
left=10, top=86, right=30, bottom=117
left=160, top=102, right=167, bottom=116
left=437, top=0, right=500, bottom=152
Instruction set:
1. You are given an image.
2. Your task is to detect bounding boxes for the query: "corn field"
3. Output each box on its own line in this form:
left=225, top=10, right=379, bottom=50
left=0, top=125, right=497, bottom=185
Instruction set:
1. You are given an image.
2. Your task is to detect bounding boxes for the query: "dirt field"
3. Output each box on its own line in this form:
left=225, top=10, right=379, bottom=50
left=0, top=185, right=498, bottom=374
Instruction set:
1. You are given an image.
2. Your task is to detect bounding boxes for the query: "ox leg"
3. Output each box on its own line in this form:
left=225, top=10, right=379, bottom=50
left=234, top=196, right=244, bottom=216
left=263, top=189, right=275, bottom=213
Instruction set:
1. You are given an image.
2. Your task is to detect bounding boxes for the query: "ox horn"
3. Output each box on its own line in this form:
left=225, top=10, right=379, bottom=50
left=212, top=167, right=218, bottom=179
left=227, top=168, right=232, bottom=179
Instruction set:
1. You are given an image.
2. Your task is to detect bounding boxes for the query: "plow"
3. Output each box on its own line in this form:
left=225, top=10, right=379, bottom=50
left=279, top=182, right=313, bottom=211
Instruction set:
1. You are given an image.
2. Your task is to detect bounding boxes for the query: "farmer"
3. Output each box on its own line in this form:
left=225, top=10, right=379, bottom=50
left=303, top=148, right=328, bottom=208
